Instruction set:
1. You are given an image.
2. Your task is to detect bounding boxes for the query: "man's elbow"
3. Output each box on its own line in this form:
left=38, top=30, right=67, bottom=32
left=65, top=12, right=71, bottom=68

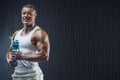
left=45, top=56, right=49, bottom=61
left=40, top=55, right=49, bottom=62
left=43, top=55, right=49, bottom=61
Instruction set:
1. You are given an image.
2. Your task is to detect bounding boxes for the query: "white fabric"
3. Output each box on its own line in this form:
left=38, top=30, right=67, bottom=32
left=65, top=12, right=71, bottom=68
left=12, top=26, right=43, bottom=80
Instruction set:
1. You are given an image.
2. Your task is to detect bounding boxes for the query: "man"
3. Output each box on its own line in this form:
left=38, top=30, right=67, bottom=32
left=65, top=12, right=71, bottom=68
left=6, top=4, right=50, bottom=80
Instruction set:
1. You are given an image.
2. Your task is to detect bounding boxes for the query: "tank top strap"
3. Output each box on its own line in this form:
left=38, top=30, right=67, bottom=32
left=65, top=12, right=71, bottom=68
left=14, top=28, right=24, bottom=40
left=28, top=26, right=40, bottom=37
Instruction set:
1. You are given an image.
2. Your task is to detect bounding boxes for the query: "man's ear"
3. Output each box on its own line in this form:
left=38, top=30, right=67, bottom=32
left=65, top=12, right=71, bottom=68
left=35, top=12, right=37, bottom=17
left=35, top=13, right=37, bottom=17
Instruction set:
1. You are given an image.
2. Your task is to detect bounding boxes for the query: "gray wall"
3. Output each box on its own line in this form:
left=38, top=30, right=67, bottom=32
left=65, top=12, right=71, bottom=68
left=0, top=0, right=120, bottom=80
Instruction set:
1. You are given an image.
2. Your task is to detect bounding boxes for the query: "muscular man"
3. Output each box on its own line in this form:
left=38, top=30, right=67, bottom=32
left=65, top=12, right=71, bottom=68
left=6, top=4, right=50, bottom=80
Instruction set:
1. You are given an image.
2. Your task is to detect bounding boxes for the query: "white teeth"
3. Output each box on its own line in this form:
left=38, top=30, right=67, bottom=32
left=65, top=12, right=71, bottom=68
left=24, top=18, right=30, bottom=21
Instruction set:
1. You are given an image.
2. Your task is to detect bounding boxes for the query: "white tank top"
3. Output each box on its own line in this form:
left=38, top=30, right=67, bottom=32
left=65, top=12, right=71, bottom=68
left=14, top=26, right=43, bottom=74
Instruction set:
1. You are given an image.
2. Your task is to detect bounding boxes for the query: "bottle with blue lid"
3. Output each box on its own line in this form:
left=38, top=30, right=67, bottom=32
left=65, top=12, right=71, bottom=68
left=12, top=40, right=19, bottom=51
left=12, top=40, right=19, bottom=61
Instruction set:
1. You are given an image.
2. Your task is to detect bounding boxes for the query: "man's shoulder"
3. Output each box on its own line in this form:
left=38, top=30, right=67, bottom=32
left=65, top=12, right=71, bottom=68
left=12, top=29, right=21, bottom=36
left=32, top=27, right=49, bottom=42
left=11, top=29, right=21, bottom=39
left=35, top=27, right=48, bottom=37
left=15, top=29, right=21, bottom=34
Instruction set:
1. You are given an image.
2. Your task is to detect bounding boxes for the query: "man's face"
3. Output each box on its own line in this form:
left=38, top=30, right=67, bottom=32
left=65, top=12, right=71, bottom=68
left=21, top=7, right=36, bottom=25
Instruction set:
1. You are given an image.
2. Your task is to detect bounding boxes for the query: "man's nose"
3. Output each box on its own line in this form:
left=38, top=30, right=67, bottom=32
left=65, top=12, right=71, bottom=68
left=24, top=13, right=28, bottom=16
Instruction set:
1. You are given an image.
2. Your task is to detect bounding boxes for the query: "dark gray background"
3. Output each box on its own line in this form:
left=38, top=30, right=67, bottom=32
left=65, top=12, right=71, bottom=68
left=0, top=0, right=120, bottom=80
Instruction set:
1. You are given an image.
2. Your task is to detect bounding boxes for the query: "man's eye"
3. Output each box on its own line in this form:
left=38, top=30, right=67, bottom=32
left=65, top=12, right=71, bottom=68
left=22, top=13, right=26, bottom=15
left=28, top=13, right=31, bottom=15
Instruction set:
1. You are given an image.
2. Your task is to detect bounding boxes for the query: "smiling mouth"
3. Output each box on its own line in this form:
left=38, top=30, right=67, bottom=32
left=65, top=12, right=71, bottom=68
left=23, top=17, right=31, bottom=21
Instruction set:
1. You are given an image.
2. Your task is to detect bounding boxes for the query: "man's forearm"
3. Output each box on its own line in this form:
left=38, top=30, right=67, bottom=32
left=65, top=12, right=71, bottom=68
left=6, top=52, right=12, bottom=63
left=22, top=52, right=48, bottom=62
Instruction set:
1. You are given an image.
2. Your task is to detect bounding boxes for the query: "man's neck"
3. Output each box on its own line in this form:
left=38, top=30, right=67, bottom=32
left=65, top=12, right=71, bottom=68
left=23, top=24, right=36, bottom=34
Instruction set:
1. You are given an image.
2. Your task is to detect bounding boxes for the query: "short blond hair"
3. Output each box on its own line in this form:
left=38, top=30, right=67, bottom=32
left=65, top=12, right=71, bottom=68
left=22, top=4, right=37, bottom=16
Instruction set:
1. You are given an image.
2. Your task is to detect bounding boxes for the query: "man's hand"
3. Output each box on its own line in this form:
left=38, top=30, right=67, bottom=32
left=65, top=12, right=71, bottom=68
left=8, top=51, right=25, bottom=67
left=11, top=51, right=25, bottom=60
left=9, top=60, right=17, bottom=67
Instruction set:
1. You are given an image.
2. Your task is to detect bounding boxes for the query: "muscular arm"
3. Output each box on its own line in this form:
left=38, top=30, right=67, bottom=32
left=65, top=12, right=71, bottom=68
left=21, top=29, right=50, bottom=62
left=6, top=31, right=19, bottom=62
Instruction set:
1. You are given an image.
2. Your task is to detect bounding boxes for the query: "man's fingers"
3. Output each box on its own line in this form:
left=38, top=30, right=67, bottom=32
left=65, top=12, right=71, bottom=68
left=9, top=61, right=17, bottom=67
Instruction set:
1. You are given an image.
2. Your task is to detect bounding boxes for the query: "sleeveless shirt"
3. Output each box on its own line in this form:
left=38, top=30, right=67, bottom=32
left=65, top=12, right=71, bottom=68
left=13, top=26, right=43, bottom=76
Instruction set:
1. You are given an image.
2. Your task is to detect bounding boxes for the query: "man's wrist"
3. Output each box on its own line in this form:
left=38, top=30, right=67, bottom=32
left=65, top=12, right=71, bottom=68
left=22, top=54, right=26, bottom=60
